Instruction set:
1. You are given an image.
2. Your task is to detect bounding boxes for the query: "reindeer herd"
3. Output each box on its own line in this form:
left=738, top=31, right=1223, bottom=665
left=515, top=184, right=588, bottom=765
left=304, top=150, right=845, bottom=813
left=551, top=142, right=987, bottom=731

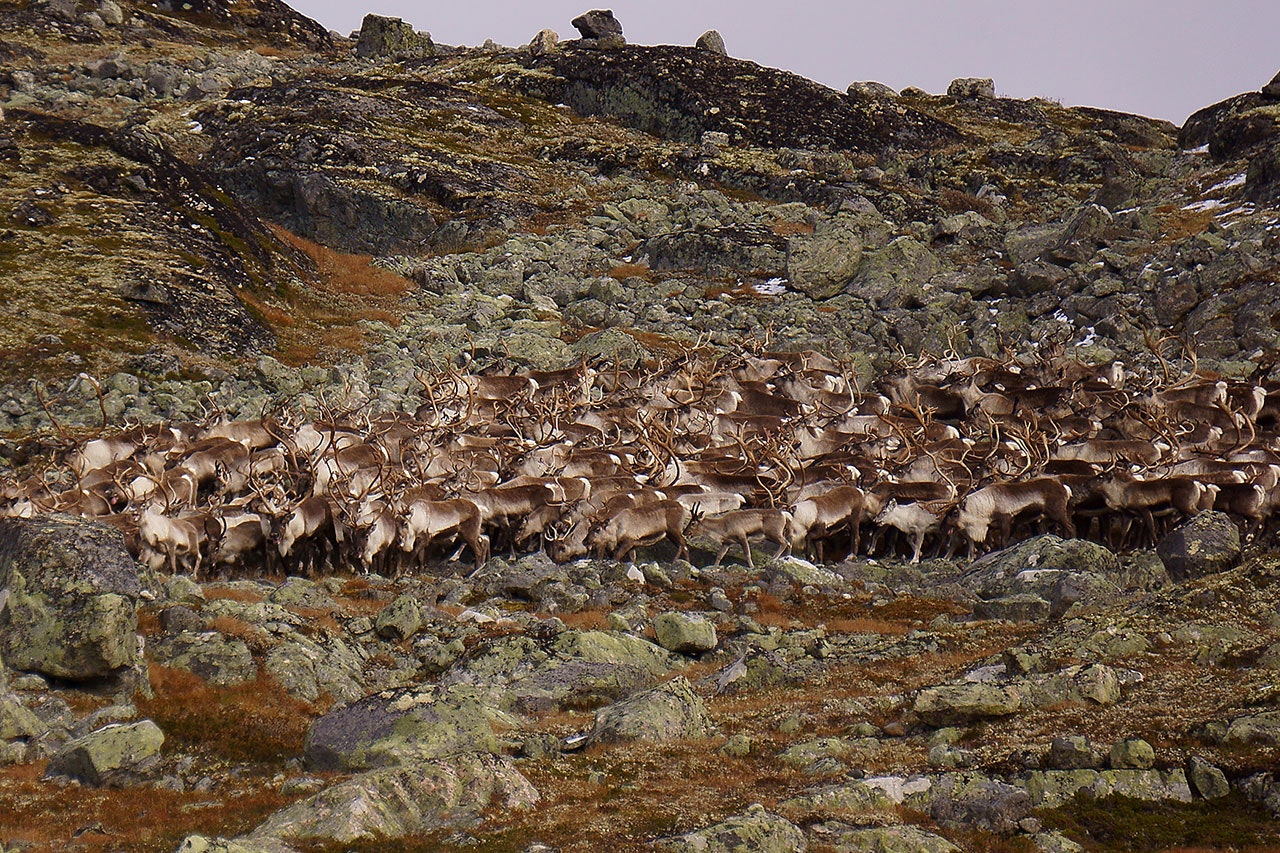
left=3, top=341, right=1280, bottom=579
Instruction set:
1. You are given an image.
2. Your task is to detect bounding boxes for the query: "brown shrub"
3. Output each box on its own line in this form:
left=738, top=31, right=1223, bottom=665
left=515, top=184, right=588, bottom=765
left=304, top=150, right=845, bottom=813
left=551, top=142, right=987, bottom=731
left=138, top=664, right=321, bottom=763
left=939, top=187, right=996, bottom=219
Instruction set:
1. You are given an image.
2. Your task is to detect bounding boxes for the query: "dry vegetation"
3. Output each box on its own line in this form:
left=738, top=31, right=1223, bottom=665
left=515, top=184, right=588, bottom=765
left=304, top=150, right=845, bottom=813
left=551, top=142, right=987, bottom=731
left=245, top=225, right=414, bottom=365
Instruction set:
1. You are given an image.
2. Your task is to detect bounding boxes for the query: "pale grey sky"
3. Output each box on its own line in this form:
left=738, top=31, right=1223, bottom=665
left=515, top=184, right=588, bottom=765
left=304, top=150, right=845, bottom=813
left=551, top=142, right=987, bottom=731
left=289, top=0, right=1280, bottom=123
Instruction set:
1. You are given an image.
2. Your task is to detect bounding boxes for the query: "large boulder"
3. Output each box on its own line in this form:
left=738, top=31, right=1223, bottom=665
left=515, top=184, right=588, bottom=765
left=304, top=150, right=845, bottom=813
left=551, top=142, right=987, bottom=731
left=587, top=676, right=715, bottom=745
left=304, top=686, right=501, bottom=771
left=46, top=720, right=164, bottom=787
left=571, top=9, right=624, bottom=42
left=0, top=515, right=140, bottom=680
left=787, top=229, right=863, bottom=299
left=654, top=804, right=805, bottom=852
left=962, top=535, right=1124, bottom=618
left=1157, top=511, right=1241, bottom=580
left=912, top=683, right=1023, bottom=727
left=354, top=14, right=434, bottom=60
left=847, top=236, right=938, bottom=307
left=246, top=753, right=538, bottom=845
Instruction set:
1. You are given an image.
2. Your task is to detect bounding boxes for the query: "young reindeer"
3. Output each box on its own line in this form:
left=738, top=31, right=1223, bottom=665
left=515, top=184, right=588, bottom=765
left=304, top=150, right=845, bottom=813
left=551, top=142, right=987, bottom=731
left=687, top=507, right=793, bottom=568
left=873, top=499, right=946, bottom=564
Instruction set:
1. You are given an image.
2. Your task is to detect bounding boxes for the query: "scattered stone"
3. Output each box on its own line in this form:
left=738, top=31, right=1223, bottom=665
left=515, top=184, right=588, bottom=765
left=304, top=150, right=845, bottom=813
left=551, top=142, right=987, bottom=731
left=1187, top=755, right=1230, bottom=799
left=587, top=676, right=714, bottom=745
left=695, top=30, right=727, bottom=56
left=1157, top=511, right=1241, bottom=580
left=847, top=81, right=899, bottom=99
left=46, top=720, right=164, bottom=786
left=355, top=14, right=435, bottom=60
left=653, top=611, right=717, bottom=653
left=375, top=594, right=423, bottom=641
left=1047, top=735, right=1099, bottom=770
left=1109, top=738, right=1155, bottom=770
left=949, top=77, right=996, bottom=98
left=654, top=804, right=805, bottom=852
left=530, top=29, right=559, bottom=57
left=0, top=515, right=140, bottom=681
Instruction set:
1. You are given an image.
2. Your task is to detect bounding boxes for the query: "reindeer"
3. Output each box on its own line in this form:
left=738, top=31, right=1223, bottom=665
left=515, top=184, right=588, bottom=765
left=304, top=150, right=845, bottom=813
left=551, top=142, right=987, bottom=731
left=586, top=500, right=691, bottom=563
left=873, top=500, right=946, bottom=564
left=137, top=500, right=207, bottom=578
left=789, top=484, right=878, bottom=563
left=955, top=478, right=1075, bottom=560
left=687, top=507, right=793, bottom=568
left=398, top=497, right=489, bottom=572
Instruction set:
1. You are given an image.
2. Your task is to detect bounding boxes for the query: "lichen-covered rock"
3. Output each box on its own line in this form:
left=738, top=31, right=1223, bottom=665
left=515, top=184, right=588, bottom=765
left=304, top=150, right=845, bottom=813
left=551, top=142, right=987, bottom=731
left=375, top=593, right=422, bottom=641
left=812, top=823, right=959, bottom=852
left=0, top=515, right=140, bottom=681
left=1156, top=511, right=1241, bottom=580
left=1022, top=769, right=1192, bottom=807
left=551, top=630, right=672, bottom=675
left=174, top=837, right=278, bottom=853
left=654, top=804, right=805, bottom=852
left=46, top=720, right=163, bottom=786
left=846, top=235, right=939, bottom=307
left=1047, top=735, right=1099, bottom=770
left=529, top=28, right=559, bottom=57
left=787, top=227, right=863, bottom=299
left=913, top=683, right=1023, bottom=726
left=587, top=676, right=714, bottom=745
left=570, top=9, right=623, bottom=41
left=653, top=611, right=718, bottom=653
left=948, top=77, right=996, bottom=98
left=1221, top=710, right=1280, bottom=747
left=354, top=13, right=434, bottom=59
left=962, top=535, right=1123, bottom=618
left=264, top=633, right=367, bottom=704
left=1109, top=738, right=1155, bottom=770
left=780, top=776, right=934, bottom=813
left=247, top=753, right=538, bottom=845
left=304, top=686, right=500, bottom=771
left=149, top=631, right=256, bottom=686
left=1187, top=755, right=1230, bottom=799
left=928, top=774, right=1032, bottom=833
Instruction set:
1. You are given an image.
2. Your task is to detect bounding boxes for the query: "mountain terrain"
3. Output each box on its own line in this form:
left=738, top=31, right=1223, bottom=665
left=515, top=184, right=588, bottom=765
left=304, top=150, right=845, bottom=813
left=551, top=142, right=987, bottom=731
left=2, top=1, right=1280, bottom=851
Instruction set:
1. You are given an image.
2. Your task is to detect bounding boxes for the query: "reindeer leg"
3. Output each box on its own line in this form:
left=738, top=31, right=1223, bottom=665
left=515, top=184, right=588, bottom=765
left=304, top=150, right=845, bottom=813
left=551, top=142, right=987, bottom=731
left=740, top=535, right=754, bottom=569
left=910, top=530, right=924, bottom=564
left=713, top=542, right=729, bottom=568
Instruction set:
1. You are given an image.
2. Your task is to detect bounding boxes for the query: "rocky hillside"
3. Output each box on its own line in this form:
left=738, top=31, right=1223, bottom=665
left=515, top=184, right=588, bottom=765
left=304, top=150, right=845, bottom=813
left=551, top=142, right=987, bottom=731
left=3, top=1, right=1280, bottom=851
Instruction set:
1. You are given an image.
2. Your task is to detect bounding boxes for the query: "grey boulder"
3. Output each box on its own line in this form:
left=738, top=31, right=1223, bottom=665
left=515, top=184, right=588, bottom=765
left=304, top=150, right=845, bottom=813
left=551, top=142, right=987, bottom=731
left=695, top=30, right=727, bottom=55
left=46, top=720, right=164, bottom=786
left=1157, top=511, right=1241, bottom=580
left=588, top=676, right=714, bottom=745
left=0, top=515, right=140, bottom=681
